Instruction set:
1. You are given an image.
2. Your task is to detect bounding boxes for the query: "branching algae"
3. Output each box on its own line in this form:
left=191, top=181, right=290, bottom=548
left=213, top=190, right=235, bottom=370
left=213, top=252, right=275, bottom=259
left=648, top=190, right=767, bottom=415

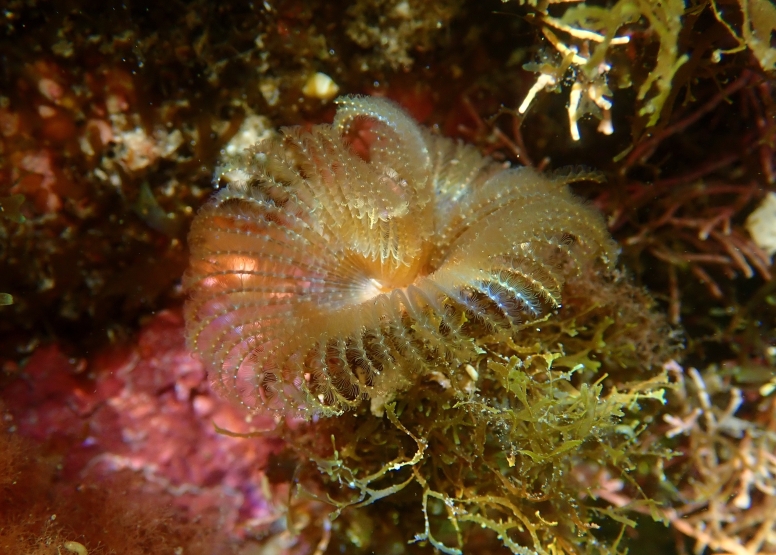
left=514, top=0, right=688, bottom=139
left=184, top=96, right=677, bottom=554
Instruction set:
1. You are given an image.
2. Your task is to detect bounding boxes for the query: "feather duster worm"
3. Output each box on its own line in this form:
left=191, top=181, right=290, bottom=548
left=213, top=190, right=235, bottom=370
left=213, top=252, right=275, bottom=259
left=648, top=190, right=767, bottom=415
left=184, top=96, right=617, bottom=417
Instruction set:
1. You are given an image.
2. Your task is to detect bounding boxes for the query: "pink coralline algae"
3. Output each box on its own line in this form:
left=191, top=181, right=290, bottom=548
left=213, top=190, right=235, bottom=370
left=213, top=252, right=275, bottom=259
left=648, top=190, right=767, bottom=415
left=2, top=310, right=285, bottom=540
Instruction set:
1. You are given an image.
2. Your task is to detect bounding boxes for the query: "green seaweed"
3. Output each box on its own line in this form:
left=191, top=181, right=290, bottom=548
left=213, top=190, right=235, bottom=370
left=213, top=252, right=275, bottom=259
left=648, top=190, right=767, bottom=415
left=272, top=270, right=680, bottom=554
left=560, top=0, right=688, bottom=126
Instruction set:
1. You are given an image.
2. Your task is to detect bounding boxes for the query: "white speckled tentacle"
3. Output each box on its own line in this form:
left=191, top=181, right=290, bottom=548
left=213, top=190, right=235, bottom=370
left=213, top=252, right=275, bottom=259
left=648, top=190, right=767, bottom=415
left=334, top=95, right=433, bottom=210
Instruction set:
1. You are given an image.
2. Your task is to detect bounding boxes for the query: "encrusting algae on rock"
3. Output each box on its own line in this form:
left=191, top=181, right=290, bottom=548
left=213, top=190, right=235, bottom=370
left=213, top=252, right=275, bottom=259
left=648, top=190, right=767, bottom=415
left=4, top=1, right=776, bottom=554
left=183, top=95, right=681, bottom=554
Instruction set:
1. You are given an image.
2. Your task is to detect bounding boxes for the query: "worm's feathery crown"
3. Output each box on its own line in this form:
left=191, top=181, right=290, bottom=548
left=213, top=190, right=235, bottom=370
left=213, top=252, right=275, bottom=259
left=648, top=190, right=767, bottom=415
left=184, top=95, right=618, bottom=417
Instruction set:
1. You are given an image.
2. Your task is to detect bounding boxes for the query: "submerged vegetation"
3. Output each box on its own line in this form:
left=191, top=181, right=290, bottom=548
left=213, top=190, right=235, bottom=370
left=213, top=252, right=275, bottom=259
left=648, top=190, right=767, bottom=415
left=1, top=0, right=775, bottom=554
left=185, top=96, right=668, bottom=552
left=515, top=0, right=688, bottom=138
left=265, top=270, right=681, bottom=554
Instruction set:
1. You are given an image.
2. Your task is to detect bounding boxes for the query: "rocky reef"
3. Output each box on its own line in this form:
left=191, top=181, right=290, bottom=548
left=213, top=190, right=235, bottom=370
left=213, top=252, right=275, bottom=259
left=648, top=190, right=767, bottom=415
left=1, top=1, right=775, bottom=554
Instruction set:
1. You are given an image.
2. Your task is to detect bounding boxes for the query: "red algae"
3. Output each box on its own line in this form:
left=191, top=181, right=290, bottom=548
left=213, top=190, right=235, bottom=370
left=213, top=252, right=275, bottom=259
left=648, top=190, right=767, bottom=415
left=2, top=311, right=289, bottom=546
left=0, top=421, right=225, bottom=555
left=1, top=1, right=775, bottom=554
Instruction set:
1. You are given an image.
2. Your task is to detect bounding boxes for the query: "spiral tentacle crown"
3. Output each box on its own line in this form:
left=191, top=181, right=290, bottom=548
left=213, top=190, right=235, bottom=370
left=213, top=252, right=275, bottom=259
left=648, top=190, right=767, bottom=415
left=184, top=96, right=617, bottom=418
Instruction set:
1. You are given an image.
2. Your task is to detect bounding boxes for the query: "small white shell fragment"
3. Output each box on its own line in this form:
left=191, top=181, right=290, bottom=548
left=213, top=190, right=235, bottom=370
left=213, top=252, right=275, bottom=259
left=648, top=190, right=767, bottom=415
left=393, top=1, right=411, bottom=18
left=465, top=364, right=479, bottom=381
left=224, top=114, right=273, bottom=157
left=302, top=72, right=340, bottom=100
left=746, top=191, right=776, bottom=260
left=259, top=78, right=280, bottom=106
left=216, top=112, right=274, bottom=186
left=63, top=541, right=88, bottom=555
